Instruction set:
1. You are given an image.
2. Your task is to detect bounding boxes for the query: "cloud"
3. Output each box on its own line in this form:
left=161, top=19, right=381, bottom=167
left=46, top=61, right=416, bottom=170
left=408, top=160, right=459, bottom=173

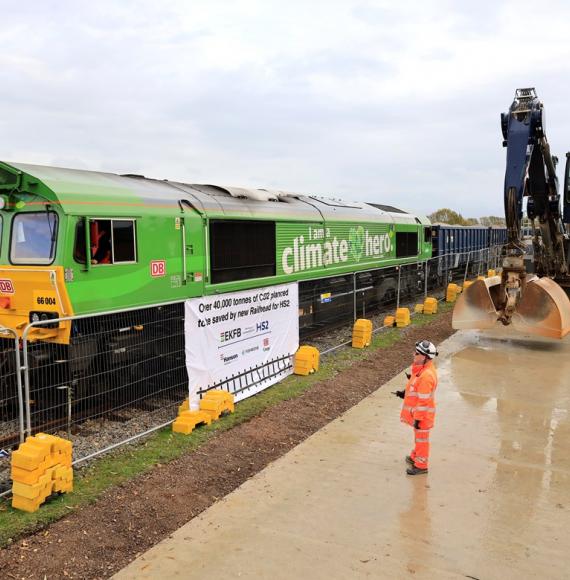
left=1, top=1, right=570, bottom=218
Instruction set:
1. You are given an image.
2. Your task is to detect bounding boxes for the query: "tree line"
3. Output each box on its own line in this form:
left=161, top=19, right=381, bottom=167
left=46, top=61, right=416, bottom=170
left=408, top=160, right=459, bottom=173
left=428, top=208, right=505, bottom=227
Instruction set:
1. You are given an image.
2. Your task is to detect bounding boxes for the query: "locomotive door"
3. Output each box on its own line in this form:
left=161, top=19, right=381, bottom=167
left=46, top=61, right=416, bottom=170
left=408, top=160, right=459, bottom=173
left=179, top=202, right=205, bottom=292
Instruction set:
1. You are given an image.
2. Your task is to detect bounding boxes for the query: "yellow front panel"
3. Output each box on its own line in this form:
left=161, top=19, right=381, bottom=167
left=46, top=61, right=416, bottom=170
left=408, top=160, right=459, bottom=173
left=0, top=266, right=74, bottom=344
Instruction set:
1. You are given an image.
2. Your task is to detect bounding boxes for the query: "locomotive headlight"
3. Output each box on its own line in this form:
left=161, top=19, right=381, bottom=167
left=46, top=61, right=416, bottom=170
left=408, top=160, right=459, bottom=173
left=0, top=197, right=5, bottom=210
left=29, top=311, right=59, bottom=329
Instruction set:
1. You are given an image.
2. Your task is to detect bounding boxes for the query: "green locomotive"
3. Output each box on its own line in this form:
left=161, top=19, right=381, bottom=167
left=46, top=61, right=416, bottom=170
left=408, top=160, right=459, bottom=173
left=0, top=160, right=436, bottom=435
left=0, top=161, right=432, bottom=344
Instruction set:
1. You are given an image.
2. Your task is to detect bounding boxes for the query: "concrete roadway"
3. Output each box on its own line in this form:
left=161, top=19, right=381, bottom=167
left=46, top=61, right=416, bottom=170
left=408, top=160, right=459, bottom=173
left=115, top=327, right=570, bottom=579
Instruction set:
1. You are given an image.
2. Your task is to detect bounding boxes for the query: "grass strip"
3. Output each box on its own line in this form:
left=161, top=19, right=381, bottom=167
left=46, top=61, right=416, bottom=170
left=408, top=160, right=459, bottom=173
left=0, top=302, right=451, bottom=546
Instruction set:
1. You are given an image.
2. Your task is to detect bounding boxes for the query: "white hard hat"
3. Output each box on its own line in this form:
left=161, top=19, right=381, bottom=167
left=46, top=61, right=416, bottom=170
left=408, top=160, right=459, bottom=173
left=415, top=340, right=438, bottom=359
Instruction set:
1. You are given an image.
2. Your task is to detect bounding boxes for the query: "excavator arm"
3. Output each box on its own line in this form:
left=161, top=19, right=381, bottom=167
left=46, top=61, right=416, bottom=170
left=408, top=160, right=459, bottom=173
left=453, top=88, right=570, bottom=339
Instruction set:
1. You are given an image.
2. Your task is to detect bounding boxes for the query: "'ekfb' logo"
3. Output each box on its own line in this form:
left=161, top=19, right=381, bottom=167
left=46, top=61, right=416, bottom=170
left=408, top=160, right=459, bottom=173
left=150, top=260, right=166, bottom=278
left=0, top=279, right=15, bottom=294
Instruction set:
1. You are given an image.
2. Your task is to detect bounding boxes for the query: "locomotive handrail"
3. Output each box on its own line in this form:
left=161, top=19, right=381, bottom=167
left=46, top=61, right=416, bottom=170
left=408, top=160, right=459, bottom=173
left=182, top=219, right=187, bottom=284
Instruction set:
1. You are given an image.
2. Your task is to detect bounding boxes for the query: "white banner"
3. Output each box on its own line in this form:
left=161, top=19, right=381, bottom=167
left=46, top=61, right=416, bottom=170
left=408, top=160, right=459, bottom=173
left=184, top=283, right=299, bottom=408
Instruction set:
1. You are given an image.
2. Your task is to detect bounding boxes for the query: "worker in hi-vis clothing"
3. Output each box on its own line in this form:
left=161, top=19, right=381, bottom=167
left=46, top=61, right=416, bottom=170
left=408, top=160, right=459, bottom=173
left=393, top=340, right=438, bottom=475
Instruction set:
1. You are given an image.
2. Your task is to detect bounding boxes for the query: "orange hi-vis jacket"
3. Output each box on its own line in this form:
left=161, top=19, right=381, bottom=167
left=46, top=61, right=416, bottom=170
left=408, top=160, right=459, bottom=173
left=400, top=360, right=438, bottom=429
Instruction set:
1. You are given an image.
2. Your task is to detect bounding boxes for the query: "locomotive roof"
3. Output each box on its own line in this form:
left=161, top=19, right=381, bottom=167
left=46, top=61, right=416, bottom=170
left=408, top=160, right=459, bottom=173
left=2, top=161, right=429, bottom=225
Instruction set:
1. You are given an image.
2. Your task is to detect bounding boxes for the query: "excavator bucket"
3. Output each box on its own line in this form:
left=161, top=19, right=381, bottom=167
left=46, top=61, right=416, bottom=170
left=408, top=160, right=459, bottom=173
left=452, top=275, right=570, bottom=339
left=452, top=276, right=503, bottom=330
left=512, top=277, right=570, bottom=339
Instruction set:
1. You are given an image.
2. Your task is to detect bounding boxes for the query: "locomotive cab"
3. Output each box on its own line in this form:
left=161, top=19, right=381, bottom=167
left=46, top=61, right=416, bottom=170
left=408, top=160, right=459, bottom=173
left=0, top=164, right=73, bottom=344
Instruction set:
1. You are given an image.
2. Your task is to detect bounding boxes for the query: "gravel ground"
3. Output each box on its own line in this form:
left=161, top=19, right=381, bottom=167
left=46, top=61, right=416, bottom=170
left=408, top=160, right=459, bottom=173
left=0, top=310, right=456, bottom=579
left=307, top=293, right=444, bottom=353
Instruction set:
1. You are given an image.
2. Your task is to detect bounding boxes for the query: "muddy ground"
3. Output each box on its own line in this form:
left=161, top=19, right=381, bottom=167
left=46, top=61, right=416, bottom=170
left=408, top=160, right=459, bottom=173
left=0, top=312, right=454, bottom=579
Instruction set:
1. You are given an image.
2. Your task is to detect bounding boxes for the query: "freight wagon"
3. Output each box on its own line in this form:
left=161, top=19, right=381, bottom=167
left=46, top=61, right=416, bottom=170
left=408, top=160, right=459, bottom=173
left=430, top=224, right=508, bottom=281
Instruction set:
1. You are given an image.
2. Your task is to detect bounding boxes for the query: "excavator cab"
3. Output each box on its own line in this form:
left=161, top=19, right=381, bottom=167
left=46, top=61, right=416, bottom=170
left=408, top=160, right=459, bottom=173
left=453, top=88, right=570, bottom=339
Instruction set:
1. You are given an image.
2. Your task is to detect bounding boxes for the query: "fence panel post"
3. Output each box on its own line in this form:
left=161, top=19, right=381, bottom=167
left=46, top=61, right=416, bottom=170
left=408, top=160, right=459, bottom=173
left=463, top=251, right=470, bottom=284
left=21, top=327, right=33, bottom=437
left=396, top=267, right=402, bottom=309
left=1, top=328, right=25, bottom=444
left=353, top=273, right=357, bottom=321
left=14, top=332, right=25, bottom=444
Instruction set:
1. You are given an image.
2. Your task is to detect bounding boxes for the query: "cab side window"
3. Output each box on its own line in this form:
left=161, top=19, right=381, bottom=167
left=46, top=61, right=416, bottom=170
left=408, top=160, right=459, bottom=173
left=112, top=220, right=136, bottom=262
left=74, top=219, right=137, bottom=265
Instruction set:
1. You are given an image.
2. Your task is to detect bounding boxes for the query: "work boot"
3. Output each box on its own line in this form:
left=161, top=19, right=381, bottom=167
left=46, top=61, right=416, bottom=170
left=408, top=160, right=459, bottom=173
left=406, top=465, right=428, bottom=476
left=405, top=455, right=414, bottom=466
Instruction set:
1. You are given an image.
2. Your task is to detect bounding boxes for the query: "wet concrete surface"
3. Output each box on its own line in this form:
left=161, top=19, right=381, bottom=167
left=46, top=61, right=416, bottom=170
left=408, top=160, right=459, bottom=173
left=115, top=327, right=570, bottom=579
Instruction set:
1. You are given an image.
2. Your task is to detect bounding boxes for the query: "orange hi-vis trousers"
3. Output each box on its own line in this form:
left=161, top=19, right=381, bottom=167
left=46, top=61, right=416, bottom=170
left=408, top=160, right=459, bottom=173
left=410, top=427, right=431, bottom=469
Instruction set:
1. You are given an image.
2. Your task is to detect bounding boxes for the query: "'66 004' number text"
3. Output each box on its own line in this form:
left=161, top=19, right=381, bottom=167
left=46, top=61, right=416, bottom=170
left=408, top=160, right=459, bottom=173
left=36, top=296, right=56, bottom=306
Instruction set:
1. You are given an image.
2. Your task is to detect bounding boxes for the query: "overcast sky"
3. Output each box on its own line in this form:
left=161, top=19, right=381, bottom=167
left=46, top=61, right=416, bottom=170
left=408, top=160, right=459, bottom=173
left=2, top=1, right=570, bottom=218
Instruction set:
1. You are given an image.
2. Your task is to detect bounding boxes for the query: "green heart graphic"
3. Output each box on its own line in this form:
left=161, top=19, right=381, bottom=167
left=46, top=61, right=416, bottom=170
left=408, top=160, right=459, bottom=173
left=349, top=226, right=365, bottom=261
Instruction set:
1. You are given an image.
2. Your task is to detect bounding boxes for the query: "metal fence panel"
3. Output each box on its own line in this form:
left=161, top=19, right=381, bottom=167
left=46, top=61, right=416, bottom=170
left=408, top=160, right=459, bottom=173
left=22, top=304, right=188, bottom=463
left=10, top=245, right=504, bottom=470
left=0, top=329, right=24, bottom=493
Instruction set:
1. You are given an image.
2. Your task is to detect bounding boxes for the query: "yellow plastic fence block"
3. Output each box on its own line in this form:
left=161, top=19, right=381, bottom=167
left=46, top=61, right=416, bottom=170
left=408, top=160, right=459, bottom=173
left=54, top=479, right=73, bottom=494
left=12, top=495, right=43, bottom=513
left=12, top=432, right=70, bottom=472
left=11, top=454, right=57, bottom=484
left=351, top=336, right=368, bottom=349
left=414, top=304, right=424, bottom=313
left=11, top=443, right=50, bottom=471
left=55, top=451, right=72, bottom=468
left=181, top=409, right=213, bottom=426
left=395, top=308, right=411, bottom=328
left=423, top=297, right=438, bottom=315
left=487, top=269, right=496, bottom=277
left=46, top=435, right=70, bottom=455
left=12, top=480, right=50, bottom=501
left=477, top=275, right=485, bottom=281
left=35, top=433, right=64, bottom=454
left=383, top=315, right=396, bottom=327
left=11, top=465, right=44, bottom=486
left=202, top=391, right=234, bottom=414
left=463, top=280, right=474, bottom=290
left=202, top=390, right=234, bottom=403
left=352, top=319, right=373, bottom=349
left=53, top=468, right=73, bottom=493
left=54, top=465, right=70, bottom=480
left=11, top=434, right=73, bottom=513
left=446, top=283, right=460, bottom=303
left=455, top=285, right=463, bottom=293
left=199, top=398, right=227, bottom=421
left=352, top=337, right=365, bottom=349
left=172, top=420, right=194, bottom=435
left=172, top=410, right=212, bottom=435
left=178, top=398, right=190, bottom=414
left=293, top=345, right=320, bottom=375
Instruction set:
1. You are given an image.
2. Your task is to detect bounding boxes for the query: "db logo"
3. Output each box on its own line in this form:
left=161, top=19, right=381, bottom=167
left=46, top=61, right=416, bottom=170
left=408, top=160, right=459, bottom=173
left=0, top=279, right=14, bottom=294
left=150, top=260, right=166, bottom=278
